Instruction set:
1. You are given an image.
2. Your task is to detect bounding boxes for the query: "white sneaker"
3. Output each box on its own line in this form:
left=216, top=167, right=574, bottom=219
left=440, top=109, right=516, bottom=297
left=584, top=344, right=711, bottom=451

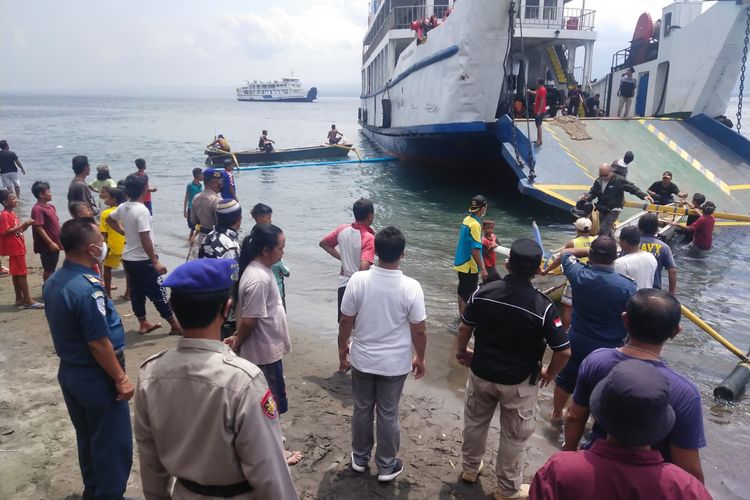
left=350, top=452, right=366, bottom=473
left=377, top=458, right=404, bottom=482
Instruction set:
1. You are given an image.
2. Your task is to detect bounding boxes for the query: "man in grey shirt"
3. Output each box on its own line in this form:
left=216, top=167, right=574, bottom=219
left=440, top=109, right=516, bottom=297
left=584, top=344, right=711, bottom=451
left=67, top=155, right=99, bottom=218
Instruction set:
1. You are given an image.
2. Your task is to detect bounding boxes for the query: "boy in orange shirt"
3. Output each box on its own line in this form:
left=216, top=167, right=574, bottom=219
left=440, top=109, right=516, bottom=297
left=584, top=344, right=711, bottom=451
left=0, top=190, right=44, bottom=309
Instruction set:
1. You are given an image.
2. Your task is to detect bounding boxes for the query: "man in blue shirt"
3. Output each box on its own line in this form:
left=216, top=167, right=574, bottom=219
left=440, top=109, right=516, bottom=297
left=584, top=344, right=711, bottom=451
left=563, top=289, right=706, bottom=483
left=638, top=213, right=677, bottom=294
left=542, top=236, right=637, bottom=423
left=453, top=195, right=488, bottom=316
left=43, top=218, right=134, bottom=499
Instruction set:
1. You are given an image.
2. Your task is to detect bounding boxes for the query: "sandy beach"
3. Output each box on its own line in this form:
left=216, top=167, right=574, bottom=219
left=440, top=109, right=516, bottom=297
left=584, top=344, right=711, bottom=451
left=0, top=245, right=570, bottom=499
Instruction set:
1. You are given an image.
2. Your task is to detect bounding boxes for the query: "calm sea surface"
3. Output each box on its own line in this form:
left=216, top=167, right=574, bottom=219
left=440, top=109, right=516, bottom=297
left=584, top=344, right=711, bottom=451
left=1, top=94, right=749, bottom=497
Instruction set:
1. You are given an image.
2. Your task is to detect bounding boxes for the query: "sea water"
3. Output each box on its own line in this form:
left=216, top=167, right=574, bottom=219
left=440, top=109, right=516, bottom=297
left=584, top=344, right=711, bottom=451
left=1, top=94, right=749, bottom=498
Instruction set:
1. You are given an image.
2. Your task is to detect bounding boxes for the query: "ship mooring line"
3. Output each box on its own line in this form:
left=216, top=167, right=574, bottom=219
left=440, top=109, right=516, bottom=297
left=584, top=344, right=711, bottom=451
left=637, top=120, right=732, bottom=195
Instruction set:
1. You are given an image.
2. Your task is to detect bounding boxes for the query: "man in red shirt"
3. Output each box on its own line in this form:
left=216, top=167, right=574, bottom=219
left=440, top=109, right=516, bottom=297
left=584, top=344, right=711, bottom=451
left=530, top=359, right=711, bottom=500
left=134, top=158, right=157, bottom=215
left=527, top=78, right=547, bottom=146
left=672, top=201, right=715, bottom=252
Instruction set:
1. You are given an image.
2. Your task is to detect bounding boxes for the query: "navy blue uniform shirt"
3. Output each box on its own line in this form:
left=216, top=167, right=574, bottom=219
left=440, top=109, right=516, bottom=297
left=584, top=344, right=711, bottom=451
left=43, top=261, right=126, bottom=366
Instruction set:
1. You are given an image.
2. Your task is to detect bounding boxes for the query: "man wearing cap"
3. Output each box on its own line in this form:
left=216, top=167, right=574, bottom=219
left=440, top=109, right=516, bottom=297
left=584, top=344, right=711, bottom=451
left=615, top=226, right=657, bottom=290
left=558, top=217, right=595, bottom=331
left=456, top=238, right=571, bottom=500
left=532, top=359, right=711, bottom=499
left=43, top=219, right=134, bottom=499
left=542, top=235, right=637, bottom=424
left=577, top=163, right=652, bottom=237
left=189, top=168, right=223, bottom=259
left=453, top=195, right=488, bottom=316
left=134, top=259, right=299, bottom=499
left=639, top=213, right=678, bottom=294
left=617, top=67, right=636, bottom=117
left=221, top=159, right=238, bottom=201
left=648, top=171, right=687, bottom=206
left=199, top=198, right=242, bottom=260
left=610, top=151, right=634, bottom=178
left=563, top=289, right=706, bottom=483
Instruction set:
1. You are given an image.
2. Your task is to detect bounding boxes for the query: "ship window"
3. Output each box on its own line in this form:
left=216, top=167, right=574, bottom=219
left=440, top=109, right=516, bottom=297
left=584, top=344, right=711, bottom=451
left=525, top=0, right=540, bottom=19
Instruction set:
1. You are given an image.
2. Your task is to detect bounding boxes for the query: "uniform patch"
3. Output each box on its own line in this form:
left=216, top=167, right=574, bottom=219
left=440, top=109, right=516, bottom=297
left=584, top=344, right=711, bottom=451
left=96, top=296, right=107, bottom=316
left=553, top=317, right=562, bottom=328
left=261, top=389, right=278, bottom=419
left=85, top=274, right=104, bottom=287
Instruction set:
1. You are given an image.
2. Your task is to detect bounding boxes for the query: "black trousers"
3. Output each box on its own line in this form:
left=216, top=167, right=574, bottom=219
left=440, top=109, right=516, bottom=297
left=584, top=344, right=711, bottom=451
left=123, top=260, right=174, bottom=321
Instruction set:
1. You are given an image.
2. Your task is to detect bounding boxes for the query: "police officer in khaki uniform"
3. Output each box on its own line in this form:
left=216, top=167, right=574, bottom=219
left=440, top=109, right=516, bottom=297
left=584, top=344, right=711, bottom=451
left=455, top=238, right=571, bottom=500
left=134, top=259, right=298, bottom=499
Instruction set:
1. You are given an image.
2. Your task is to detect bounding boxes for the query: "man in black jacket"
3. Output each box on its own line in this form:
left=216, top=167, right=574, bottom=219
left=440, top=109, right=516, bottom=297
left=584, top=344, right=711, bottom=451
left=578, top=163, right=652, bottom=236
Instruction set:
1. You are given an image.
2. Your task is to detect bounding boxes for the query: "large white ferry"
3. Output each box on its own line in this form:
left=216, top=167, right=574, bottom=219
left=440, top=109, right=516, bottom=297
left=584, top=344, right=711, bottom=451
left=358, top=0, right=750, bottom=174
left=236, top=76, right=317, bottom=102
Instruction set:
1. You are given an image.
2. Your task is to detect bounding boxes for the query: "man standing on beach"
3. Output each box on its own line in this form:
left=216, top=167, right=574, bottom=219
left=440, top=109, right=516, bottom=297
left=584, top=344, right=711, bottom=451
left=107, top=174, right=181, bottom=336
left=456, top=238, right=570, bottom=500
left=67, top=155, right=99, bottom=218
left=133, top=158, right=157, bottom=215
left=562, top=289, right=706, bottom=483
left=453, top=195, right=488, bottom=316
left=43, top=218, right=134, bottom=499
left=135, top=259, right=298, bottom=499
left=577, top=163, right=652, bottom=236
left=338, top=226, right=427, bottom=483
left=319, top=198, right=375, bottom=322
left=190, top=168, right=223, bottom=258
left=0, top=140, right=25, bottom=198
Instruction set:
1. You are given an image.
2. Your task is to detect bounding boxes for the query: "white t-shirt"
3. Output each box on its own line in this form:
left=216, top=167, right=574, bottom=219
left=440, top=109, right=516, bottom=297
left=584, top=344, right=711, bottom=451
left=341, top=266, right=427, bottom=376
left=110, top=201, right=152, bottom=262
left=614, top=251, right=658, bottom=290
left=237, top=260, right=291, bottom=366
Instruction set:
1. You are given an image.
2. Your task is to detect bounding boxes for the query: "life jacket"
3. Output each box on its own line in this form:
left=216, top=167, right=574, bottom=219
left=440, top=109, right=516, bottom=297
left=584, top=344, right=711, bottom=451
left=572, top=235, right=595, bottom=264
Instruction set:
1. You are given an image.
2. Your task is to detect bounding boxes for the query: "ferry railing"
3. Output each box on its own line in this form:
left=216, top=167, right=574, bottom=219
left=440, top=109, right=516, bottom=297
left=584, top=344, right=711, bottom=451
left=363, top=4, right=451, bottom=63
left=516, top=7, right=595, bottom=32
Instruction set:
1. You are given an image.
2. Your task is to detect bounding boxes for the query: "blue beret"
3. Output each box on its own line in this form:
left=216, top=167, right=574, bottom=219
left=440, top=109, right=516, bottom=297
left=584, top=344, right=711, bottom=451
left=163, top=259, right=238, bottom=293
left=203, top=168, right=223, bottom=180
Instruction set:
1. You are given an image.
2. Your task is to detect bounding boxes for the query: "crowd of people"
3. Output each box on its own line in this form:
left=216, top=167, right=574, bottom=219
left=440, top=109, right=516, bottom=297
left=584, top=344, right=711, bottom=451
left=0, top=139, right=718, bottom=500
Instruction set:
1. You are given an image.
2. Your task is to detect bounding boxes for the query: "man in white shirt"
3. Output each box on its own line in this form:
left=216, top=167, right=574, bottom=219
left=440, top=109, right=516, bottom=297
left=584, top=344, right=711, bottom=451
left=338, top=226, right=427, bottom=483
left=615, top=226, right=657, bottom=290
left=107, top=174, right=181, bottom=335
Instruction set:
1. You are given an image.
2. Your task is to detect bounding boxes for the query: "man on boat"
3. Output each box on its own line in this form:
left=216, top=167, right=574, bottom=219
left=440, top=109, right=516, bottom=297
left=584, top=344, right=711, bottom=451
left=566, top=83, right=582, bottom=117
left=527, top=78, right=547, bottom=146
left=614, top=226, right=657, bottom=290
left=536, top=357, right=710, bottom=498
left=577, top=163, right=652, bottom=237
left=647, top=171, right=687, bottom=206
left=327, top=125, right=343, bottom=145
left=453, top=195, right=488, bottom=316
left=610, top=151, right=634, bottom=178
left=638, top=213, right=678, bottom=295
left=562, top=289, right=706, bottom=483
left=208, top=134, right=231, bottom=152
left=456, top=238, right=570, bottom=500
left=584, top=93, right=600, bottom=118
left=617, top=67, right=636, bottom=118
left=259, top=130, right=275, bottom=153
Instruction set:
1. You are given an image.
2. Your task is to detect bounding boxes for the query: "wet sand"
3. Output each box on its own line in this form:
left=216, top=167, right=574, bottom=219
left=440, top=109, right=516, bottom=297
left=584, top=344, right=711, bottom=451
left=0, top=249, right=567, bottom=499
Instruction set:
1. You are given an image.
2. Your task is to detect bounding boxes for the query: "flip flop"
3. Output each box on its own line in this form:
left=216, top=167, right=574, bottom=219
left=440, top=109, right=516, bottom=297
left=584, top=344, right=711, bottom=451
left=138, top=323, right=162, bottom=335
left=284, top=450, right=302, bottom=466
left=0, top=266, right=9, bottom=275
left=22, top=302, right=45, bottom=310
left=167, top=329, right=184, bottom=336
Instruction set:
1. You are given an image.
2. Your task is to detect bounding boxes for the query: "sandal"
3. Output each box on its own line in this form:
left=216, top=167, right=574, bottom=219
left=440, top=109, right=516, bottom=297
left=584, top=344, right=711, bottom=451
left=22, top=302, right=45, bottom=310
left=0, top=266, right=9, bottom=275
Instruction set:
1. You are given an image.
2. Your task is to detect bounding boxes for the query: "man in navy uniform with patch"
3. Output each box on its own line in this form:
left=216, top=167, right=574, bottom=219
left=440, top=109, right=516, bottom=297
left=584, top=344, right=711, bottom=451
left=134, top=259, right=298, bottom=499
left=43, top=218, right=134, bottom=499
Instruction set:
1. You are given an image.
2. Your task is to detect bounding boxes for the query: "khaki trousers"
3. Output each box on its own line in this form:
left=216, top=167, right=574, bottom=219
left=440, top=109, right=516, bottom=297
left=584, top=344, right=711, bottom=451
left=617, top=96, right=633, bottom=117
left=462, top=371, right=538, bottom=496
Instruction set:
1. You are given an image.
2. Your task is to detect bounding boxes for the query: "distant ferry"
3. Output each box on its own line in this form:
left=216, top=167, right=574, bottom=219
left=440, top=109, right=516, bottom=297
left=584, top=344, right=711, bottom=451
left=236, top=76, right=318, bottom=102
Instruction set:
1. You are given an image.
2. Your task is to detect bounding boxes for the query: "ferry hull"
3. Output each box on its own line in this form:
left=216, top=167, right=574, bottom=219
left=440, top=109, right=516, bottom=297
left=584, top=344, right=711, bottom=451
left=236, top=96, right=316, bottom=103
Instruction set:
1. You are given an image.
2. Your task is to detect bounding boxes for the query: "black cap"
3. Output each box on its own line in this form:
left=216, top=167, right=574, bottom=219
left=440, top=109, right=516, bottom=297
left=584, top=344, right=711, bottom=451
left=468, top=195, right=487, bottom=213
left=590, top=359, right=676, bottom=446
left=508, top=238, right=542, bottom=275
left=590, top=235, right=618, bottom=262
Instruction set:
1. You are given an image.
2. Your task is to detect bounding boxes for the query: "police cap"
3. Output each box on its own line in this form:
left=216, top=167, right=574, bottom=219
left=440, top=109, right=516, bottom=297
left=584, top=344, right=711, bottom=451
left=508, top=238, right=542, bottom=275
left=163, top=259, right=238, bottom=293
left=203, top=168, right=223, bottom=180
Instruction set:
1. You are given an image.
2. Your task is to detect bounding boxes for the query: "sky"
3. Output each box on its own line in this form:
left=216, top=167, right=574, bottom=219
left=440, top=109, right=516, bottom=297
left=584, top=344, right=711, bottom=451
left=0, top=0, right=720, bottom=96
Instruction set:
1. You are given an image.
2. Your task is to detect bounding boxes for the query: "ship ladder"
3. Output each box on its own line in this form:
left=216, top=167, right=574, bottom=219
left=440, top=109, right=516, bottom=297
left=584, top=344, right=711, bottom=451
left=546, top=46, right=568, bottom=85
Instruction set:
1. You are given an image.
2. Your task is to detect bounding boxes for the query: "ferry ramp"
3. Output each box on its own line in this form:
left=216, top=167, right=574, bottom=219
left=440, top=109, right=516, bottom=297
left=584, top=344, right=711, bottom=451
left=505, top=117, right=750, bottom=217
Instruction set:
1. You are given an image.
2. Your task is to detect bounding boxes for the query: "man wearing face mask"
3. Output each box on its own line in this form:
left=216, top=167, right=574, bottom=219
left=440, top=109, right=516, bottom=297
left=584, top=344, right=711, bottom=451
left=189, top=168, right=224, bottom=259
left=576, top=163, right=652, bottom=237
left=43, top=218, right=134, bottom=499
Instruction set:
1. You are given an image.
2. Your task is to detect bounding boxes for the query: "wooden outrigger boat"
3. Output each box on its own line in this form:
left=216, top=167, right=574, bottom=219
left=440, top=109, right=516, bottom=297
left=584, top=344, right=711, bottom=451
left=205, top=144, right=353, bottom=165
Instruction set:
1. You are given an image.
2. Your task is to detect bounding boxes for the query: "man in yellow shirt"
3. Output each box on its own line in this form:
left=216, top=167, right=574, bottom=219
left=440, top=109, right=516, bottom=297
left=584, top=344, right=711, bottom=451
left=208, top=134, right=231, bottom=152
left=453, top=195, right=488, bottom=316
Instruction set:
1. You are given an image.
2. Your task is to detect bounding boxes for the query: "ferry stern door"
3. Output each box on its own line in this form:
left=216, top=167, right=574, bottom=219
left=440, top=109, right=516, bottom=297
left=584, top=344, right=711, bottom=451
left=635, top=72, right=649, bottom=117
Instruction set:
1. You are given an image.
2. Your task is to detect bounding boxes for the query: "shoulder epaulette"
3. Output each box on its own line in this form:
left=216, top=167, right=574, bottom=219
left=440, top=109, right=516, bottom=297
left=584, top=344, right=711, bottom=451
left=140, top=349, right=168, bottom=368
left=222, top=351, right=262, bottom=380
